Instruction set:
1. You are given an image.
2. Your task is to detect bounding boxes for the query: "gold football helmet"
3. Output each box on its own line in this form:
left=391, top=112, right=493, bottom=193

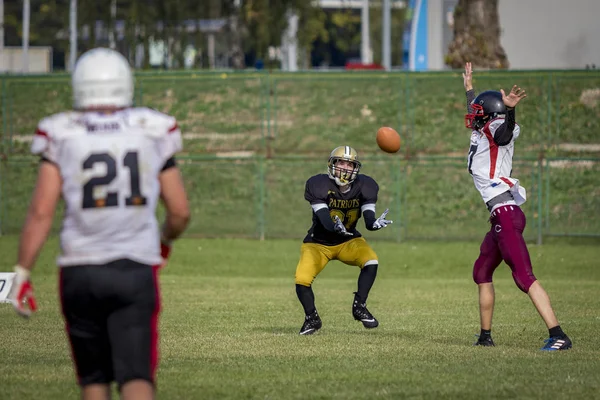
left=327, top=146, right=361, bottom=186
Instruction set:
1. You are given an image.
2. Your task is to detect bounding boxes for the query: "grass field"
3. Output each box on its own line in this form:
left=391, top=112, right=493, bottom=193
left=1, top=236, right=599, bottom=399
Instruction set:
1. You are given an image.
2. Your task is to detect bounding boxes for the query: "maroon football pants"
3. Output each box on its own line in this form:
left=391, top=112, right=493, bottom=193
left=472, top=205, right=537, bottom=293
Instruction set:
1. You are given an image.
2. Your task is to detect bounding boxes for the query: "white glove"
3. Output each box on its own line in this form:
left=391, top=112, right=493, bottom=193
left=372, top=208, right=393, bottom=230
left=333, top=216, right=354, bottom=236
left=7, top=265, right=37, bottom=318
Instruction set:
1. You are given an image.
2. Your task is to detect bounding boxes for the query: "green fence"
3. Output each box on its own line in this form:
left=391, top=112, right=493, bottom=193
left=1, top=71, right=599, bottom=240
left=1, top=154, right=598, bottom=241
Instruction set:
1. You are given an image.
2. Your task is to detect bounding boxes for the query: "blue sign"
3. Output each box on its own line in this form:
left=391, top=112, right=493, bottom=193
left=404, top=0, right=428, bottom=71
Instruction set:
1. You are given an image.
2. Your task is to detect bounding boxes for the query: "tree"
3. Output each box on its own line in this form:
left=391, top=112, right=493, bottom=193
left=240, top=0, right=327, bottom=68
left=445, top=0, right=509, bottom=69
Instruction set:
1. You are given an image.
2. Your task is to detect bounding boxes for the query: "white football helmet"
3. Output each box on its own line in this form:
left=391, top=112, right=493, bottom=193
left=72, top=48, right=134, bottom=109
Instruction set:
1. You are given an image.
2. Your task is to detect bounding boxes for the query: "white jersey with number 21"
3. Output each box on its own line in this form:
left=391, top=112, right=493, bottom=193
left=31, top=107, right=182, bottom=267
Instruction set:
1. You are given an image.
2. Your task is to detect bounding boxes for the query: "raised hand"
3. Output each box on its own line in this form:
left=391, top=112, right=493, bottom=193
left=463, top=62, right=473, bottom=91
left=500, top=85, right=527, bottom=108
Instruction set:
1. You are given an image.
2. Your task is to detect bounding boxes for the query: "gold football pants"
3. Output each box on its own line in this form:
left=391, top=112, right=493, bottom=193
left=295, top=237, right=378, bottom=287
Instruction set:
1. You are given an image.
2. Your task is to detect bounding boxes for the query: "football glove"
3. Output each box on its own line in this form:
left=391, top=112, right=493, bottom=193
left=372, top=208, right=393, bottom=230
left=160, top=236, right=172, bottom=268
left=8, top=265, right=37, bottom=318
left=161, top=241, right=172, bottom=260
left=333, top=215, right=354, bottom=236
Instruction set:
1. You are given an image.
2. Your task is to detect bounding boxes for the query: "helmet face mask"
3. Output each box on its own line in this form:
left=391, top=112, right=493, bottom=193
left=327, top=146, right=361, bottom=186
left=465, top=91, right=507, bottom=130
left=465, top=103, right=487, bottom=130
left=72, top=48, right=134, bottom=110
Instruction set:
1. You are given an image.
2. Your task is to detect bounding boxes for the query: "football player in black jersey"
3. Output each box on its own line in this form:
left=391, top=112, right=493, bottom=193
left=295, top=146, right=393, bottom=335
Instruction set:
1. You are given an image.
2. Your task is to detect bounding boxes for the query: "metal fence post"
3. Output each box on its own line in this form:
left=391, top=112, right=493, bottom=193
left=0, top=160, right=3, bottom=236
left=1, top=78, right=6, bottom=147
left=8, top=81, right=13, bottom=153
left=537, top=159, right=543, bottom=245
left=260, top=74, right=268, bottom=156
left=546, top=73, right=553, bottom=147
left=545, top=157, right=550, bottom=231
left=136, top=77, right=144, bottom=106
left=394, top=157, right=402, bottom=243
left=257, top=157, right=266, bottom=241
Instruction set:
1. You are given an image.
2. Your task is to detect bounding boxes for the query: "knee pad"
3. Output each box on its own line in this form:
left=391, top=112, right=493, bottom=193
left=513, top=272, right=536, bottom=293
left=473, top=258, right=493, bottom=285
left=295, top=274, right=314, bottom=287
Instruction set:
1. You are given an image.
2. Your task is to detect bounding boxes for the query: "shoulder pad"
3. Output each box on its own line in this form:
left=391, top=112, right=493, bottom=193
left=125, top=107, right=179, bottom=138
left=36, top=111, right=83, bottom=141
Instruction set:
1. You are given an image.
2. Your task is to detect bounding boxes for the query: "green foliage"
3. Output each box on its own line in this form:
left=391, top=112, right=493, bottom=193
left=239, top=0, right=330, bottom=64
left=296, top=5, right=329, bottom=52
left=328, top=9, right=362, bottom=53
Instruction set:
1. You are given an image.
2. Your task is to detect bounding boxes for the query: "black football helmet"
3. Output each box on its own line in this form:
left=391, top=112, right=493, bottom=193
left=465, top=90, right=507, bottom=130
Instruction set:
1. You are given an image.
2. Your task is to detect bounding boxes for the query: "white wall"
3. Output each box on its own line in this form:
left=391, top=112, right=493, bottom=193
left=498, top=0, right=600, bottom=69
left=427, top=0, right=444, bottom=70
left=428, top=0, right=600, bottom=70
left=0, top=47, right=53, bottom=73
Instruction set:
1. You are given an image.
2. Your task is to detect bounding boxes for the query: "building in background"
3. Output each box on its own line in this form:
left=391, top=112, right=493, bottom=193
left=0, top=47, right=52, bottom=73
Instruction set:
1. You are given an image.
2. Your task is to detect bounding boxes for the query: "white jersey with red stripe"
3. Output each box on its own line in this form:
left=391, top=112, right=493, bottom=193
left=467, top=117, right=527, bottom=207
left=31, top=107, right=182, bottom=267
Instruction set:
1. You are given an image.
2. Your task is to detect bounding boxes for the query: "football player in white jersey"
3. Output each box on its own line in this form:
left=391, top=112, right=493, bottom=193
left=463, top=62, right=571, bottom=351
left=7, top=48, right=191, bottom=399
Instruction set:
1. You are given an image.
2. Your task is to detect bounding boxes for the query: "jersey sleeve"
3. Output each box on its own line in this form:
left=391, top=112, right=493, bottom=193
left=157, top=116, right=183, bottom=163
left=361, top=176, right=379, bottom=205
left=304, top=176, right=328, bottom=205
left=488, top=118, right=521, bottom=144
left=30, top=118, right=58, bottom=163
left=512, top=123, right=521, bottom=140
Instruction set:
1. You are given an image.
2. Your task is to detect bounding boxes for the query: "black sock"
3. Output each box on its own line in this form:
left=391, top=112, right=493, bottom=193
left=356, top=264, right=378, bottom=303
left=296, top=284, right=316, bottom=315
left=480, top=329, right=492, bottom=337
left=549, top=325, right=565, bottom=338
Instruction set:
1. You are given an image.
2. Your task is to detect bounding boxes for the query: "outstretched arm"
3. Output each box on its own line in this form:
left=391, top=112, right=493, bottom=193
left=363, top=207, right=393, bottom=231
left=501, top=85, right=527, bottom=108
left=494, top=85, right=527, bottom=146
left=463, top=62, right=476, bottom=112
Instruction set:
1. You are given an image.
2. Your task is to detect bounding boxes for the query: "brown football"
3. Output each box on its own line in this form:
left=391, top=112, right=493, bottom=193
left=376, top=126, right=401, bottom=153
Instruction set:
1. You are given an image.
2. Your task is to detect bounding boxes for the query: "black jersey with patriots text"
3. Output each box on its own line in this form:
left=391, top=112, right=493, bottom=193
left=303, top=174, right=379, bottom=246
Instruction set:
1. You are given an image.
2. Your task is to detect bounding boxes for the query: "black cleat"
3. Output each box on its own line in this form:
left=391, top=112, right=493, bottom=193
left=541, top=335, right=572, bottom=351
left=299, top=311, right=322, bottom=335
left=352, top=296, right=379, bottom=329
left=473, top=335, right=495, bottom=347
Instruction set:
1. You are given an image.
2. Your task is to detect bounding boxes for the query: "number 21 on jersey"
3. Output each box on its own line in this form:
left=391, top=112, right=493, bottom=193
left=330, top=209, right=359, bottom=229
left=82, top=151, right=147, bottom=209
